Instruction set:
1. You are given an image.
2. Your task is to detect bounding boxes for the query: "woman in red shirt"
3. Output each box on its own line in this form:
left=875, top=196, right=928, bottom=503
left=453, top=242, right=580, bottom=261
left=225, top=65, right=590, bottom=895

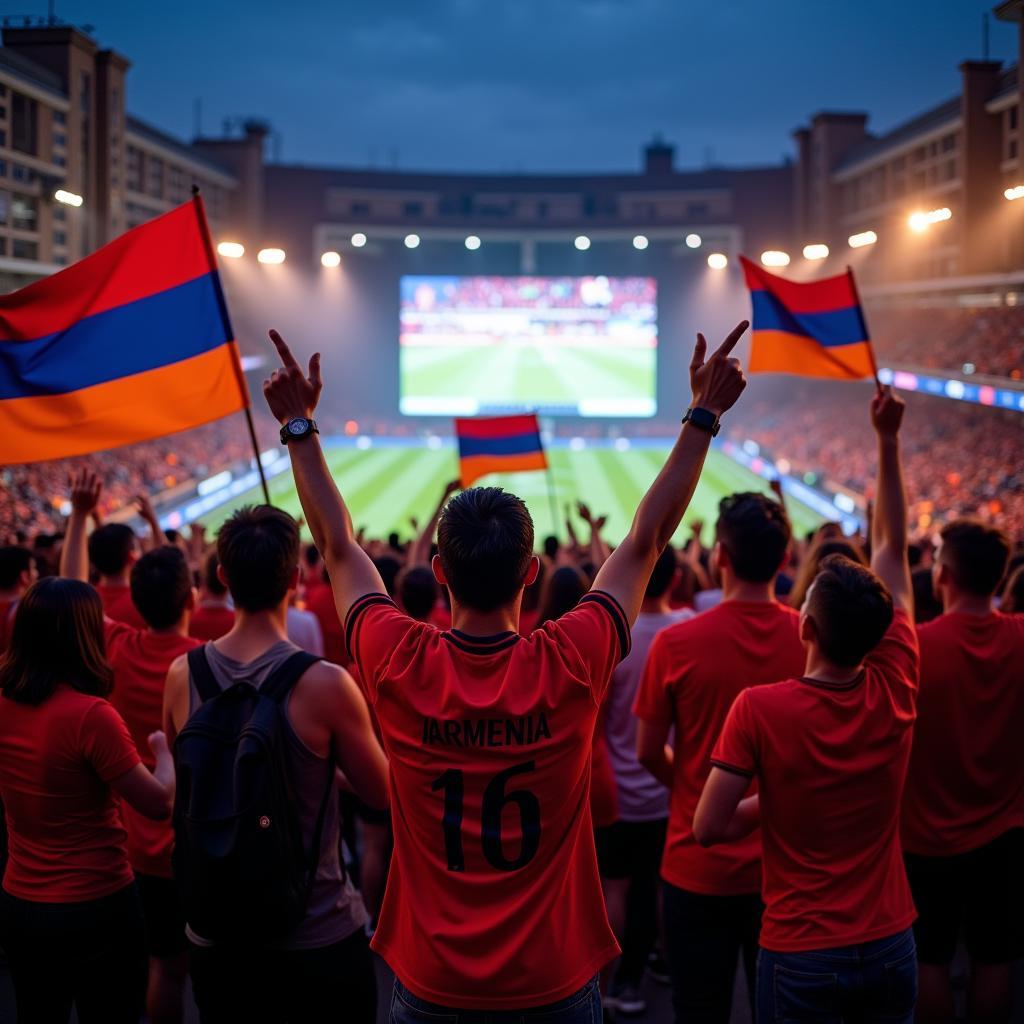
left=0, top=577, right=175, bottom=1024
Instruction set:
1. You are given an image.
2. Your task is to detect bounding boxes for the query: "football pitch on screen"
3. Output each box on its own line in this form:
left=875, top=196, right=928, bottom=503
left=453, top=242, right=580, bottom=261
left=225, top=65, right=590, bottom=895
left=199, top=444, right=824, bottom=546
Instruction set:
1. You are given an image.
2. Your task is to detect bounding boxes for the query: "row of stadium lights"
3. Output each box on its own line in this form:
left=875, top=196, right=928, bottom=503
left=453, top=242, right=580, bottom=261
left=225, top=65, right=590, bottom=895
left=215, top=190, right=1024, bottom=270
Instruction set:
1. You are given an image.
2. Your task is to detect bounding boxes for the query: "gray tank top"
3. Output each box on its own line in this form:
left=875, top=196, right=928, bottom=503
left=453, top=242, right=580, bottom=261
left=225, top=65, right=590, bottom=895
left=185, top=639, right=368, bottom=949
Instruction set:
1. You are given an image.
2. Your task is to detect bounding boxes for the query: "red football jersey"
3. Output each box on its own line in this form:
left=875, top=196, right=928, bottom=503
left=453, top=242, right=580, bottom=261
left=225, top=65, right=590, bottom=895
left=189, top=603, right=236, bottom=642
left=901, top=611, right=1024, bottom=855
left=96, top=582, right=147, bottom=630
left=712, top=611, right=919, bottom=952
left=346, top=590, right=629, bottom=1009
left=633, top=600, right=803, bottom=895
left=105, top=619, right=199, bottom=878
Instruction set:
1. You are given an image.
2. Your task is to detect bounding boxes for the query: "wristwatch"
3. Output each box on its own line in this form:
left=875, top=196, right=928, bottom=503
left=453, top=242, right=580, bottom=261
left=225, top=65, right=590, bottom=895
left=681, top=407, right=721, bottom=437
left=279, top=417, right=319, bottom=444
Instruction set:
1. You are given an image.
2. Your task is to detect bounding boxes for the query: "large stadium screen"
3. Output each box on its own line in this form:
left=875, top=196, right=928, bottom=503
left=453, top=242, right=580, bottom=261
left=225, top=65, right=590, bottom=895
left=399, top=275, right=657, bottom=417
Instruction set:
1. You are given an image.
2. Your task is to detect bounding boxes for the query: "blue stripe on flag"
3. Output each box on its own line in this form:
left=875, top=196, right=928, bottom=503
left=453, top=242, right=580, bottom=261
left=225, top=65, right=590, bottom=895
left=457, top=432, right=543, bottom=458
left=751, top=290, right=867, bottom=349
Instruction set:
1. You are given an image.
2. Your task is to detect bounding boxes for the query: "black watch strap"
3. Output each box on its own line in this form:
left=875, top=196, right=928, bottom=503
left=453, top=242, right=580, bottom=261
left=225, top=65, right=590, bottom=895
left=280, top=417, right=319, bottom=444
left=682, top=407, right=720, bottom=437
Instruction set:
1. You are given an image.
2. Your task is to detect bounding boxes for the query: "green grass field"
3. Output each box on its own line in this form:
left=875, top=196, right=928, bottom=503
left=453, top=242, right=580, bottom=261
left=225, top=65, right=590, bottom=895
left=198, top=444, right=823, bottom=546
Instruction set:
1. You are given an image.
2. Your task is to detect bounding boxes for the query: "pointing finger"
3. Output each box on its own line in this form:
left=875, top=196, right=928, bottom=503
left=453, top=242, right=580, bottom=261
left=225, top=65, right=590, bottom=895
left=713, top=320, right=749, bottom=359
left=690, top=333, right=708, bottom=371
left=268, top=329, right=300, bottom=370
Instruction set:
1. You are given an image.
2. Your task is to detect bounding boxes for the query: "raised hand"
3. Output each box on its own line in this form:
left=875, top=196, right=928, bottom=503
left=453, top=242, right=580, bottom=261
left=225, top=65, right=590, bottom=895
left=577, top=501, right=594, bottom=524
left=134, top=493, right=159, bottom=525
left=690, top=320, right=749, bottom=416
left=263, top=329, right=323, bottom=423
left=69, top=468, right=102, bottom=515
left=870, top=386, right=905, bottom=437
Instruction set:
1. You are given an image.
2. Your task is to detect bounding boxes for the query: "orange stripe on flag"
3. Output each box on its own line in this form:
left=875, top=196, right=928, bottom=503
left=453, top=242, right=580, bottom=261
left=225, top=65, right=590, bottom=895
left=0, top=344, right=247, bottom=464
left=748, top=330, right=875, bottom=380
left=460, top=451, right=549, bottom=488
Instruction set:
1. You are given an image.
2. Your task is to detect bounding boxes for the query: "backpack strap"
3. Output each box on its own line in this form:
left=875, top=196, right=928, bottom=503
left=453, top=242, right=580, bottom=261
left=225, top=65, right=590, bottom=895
left=187, top=645, right=222, bottom=705
left=260, top=650, right=322, bottom=703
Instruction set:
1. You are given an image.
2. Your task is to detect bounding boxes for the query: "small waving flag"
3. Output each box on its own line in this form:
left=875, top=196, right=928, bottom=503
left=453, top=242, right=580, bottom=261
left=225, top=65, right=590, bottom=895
left=455, top=413, right=548, bottom=488
left=0, top=196, right=248, bottom=464
left=740, top=256, right=877, bottom=381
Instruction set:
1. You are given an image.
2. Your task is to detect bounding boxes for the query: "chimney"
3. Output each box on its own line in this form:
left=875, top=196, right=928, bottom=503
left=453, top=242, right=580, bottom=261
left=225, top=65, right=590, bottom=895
left=644, top=136, right=674, bottom=176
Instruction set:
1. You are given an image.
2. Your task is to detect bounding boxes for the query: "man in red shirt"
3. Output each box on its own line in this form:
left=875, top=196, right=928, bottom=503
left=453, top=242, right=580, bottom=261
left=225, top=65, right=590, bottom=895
left=901, top=520, right=1024, bottom=1023
left=189, top=552, right=236, bottom=641
left=694, top=388, right=919, bottom=1024
left=0, top=546, right=36, bottom=653
left=261, top=322, right=747, bottom=1015
left=635, top=491, right=802, bottom=1022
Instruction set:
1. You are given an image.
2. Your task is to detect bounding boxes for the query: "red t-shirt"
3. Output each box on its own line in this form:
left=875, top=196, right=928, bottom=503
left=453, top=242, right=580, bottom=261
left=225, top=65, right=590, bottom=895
left=634, top=600, right=803, bottom=895
left=347, top=590, right=629, bottom=1009
left=105, top=620, right=199, bottom=878
left=305, top=583, right=345, bottom=666
left=591, top=699, right=619, bottom=829
left=0, top=686, right=139, bottom=902
left=901, top=611, right=1024, bottom=856
left=711, top=611, right=919, bottom=953
left=96, top=582, right=147, bottom=630
left=189, top=603, right=236, bottom=642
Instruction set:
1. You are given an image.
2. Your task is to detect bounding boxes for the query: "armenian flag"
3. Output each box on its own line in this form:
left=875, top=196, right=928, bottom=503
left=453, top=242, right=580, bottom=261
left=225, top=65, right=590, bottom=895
left=740, top=256, right=877, bottom=380
left=0, top=196, right=248, bottom=464
left=455, top=413, right=548, bottom=488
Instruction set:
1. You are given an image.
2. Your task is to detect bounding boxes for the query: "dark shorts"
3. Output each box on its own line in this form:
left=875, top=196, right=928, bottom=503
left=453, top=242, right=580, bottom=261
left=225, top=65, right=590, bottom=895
left=904, top=827, right=1024, bottom=966
left=135, top=873, right=187, bottom=959
left=594, top=818, right=667, bottom=880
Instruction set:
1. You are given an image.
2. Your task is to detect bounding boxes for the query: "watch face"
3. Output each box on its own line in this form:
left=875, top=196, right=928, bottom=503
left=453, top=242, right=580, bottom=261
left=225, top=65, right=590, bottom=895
left=287, top=418, right=308, bottom=436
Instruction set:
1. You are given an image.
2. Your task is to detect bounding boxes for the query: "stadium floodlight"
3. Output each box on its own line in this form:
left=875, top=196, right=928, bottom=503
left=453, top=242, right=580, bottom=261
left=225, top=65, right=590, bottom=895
left=351, top=232, right=367, bottom=247
left=1005, top=185, right=1024, bottom=201
left=216, top=241, right=245, bottom=259
left=404, top=233, right=421, bottom=249
left=54, top=188, right=83, bottom=207
left=464, top=235, right=481, bottom=250
left=908, top=207, right=952, bottom=232
left=632, top=235, right=649, bottom=250
left=848, top=230, right=878, bottom=248
left=803, top=243, right=830, bottom=261
left=685, top=233, right=702, bottom=249
left=760, top=250, right=790, bottom=267
left=257, top=248, right=286, bottom=264
left=574, top=235, right=591, bottom=251
left=320, top=251, right=341, bottom=268
left=707, top=252, right=728, bottom=270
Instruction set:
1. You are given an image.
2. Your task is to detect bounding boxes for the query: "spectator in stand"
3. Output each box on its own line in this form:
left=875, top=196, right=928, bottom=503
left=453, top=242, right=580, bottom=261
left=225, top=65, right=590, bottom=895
left=397, top=566, right=442, bottom=623
left=0, top=577, right=175, bottom=1024
left=0, top=546, right=36, bottom=652
left=287, top=593, right=325, bottom=656
left=695, top=388, right=918, bottom=1023
left=88, top=522, right=148, bottom=628
left=636, top=492, right=803, bottom=1023
left=190, top=553, right=236, bottom=642
left=305, top=563, right=346, bottom=665
left=598, top=547, right=690, bottom=1016
left=789, top=536, right=867, bottom=610
left=901, top=520, right=1024, bottom=1023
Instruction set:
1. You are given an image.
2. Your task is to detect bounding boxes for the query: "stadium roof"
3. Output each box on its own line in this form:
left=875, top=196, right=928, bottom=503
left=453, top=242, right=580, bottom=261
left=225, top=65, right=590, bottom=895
left=126, top=116, right=235, bottom=179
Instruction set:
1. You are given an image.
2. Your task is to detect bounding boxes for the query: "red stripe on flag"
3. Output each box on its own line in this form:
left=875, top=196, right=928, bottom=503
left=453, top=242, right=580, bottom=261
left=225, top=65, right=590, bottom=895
left=454, top=413, right=541, bottom=440
left=739, top=256, right=859, bottom=315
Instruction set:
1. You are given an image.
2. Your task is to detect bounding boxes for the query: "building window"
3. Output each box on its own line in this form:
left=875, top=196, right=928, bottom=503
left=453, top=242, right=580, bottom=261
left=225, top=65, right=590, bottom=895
left=53, top=230, right=66, bottom=246
left=0, top=160, right=6, bottom=177
left=0, top=189, right=9, bottom=223
left=53, top=206, right=65, bottom=221
left=0, top=84, right=6, bottom=97
left=0, top=129, right=6, bottom=148
left=0, top=106, right=8, bottom=121
left=13, top=239, right=37, bottom=260
left=53, top=110, right=65, bottom=125
left=147, top=156, right=164, bottom=197
left=687, top=202, right=709, bottom=216
left=941, top=133, right=956, bottom=152
left=1009, top=106, right=1018, bottom=131
left=350, top=201, right=370, bottom=216
left=11, top=164, right=32, bottom=183
left=403, top=201, right=423, bottom=216
left=11, top=92, right=38, bottom=155
left=1010, top=139, right=1019, bottom=161
left=126, top=145, right=142, bottom=191
left=52, top=155, right=66, bottom=167
left=53, top=131, right=66, bottom=147
left=11, top=193, right=36, bottom=229
left=0, top=237, right=6, bottom=255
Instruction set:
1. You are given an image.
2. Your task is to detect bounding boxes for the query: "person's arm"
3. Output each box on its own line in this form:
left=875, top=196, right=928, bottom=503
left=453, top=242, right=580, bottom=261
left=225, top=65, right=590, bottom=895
left=869, top=387, right=912, bottom=616
left=109, top=732, right=175, bottom=820
left=577, top=502, right=611, bottom=569
left=262, top=330, right=387, bottom=623
left=564, top=505, right=580, bottom=553
left=693, top=770, right=759, bottom=846
left=408, top=479, right=459, bottom=566
left=162, top=654, right=191, bottom=749
left=636, top=718, right=674, bottom=788
left=592, top=322, right=748, bottom=624
left=59, top=468, right=102, bottom=582
left=135, top=494, right=167, bottom=551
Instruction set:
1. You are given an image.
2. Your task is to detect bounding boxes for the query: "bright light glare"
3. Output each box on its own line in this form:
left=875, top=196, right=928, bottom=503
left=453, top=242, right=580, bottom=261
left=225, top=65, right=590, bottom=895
left=803, top=243, right=830, bottom=261
left=849, top=230, right=878, bottom=248
left=685, top=233, right=702, bottom=248
left=760, top=250, right=791, bottom=267
left=574, top=235, right=591, bottom=251
left=464, top=235, right=481, bottom=250
left=1005, top=185, right=1024, bottom=201
left=54, top=188, right=83, bottom=207
left=404, top=234, right=420, bottom=249
left=351, top=232, right=367, bottom=247
left=217, top=241, right=244, bottom=259
left=908, top=207, right=952, bottom=232
left=632, top=235, right=649, bottom=250
left=320, top=251, right=341, bottom=268
left=707, top=252, right=728, bottom=270
left=257, top=248, right=286, bottom=265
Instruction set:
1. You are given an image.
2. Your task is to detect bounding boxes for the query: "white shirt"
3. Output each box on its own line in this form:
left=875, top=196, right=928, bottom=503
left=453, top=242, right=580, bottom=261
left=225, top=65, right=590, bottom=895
left=287, top=606, right=325, bottom=657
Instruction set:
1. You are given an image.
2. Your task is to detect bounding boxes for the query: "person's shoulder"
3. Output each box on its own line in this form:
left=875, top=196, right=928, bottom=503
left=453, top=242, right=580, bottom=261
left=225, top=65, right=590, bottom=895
left=995, top=610, right=1024, bottom=639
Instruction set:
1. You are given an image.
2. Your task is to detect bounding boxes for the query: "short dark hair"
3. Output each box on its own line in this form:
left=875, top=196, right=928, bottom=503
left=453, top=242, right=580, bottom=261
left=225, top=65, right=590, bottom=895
left=217, top=505, right=299, bottom=612
left=130, top=547, right=192, bottom=629
left=203, top=551, right=227, bottom=597
left=303, top=544, right=320, bottom=568
left=715, top=492, right=791, bottom=583
left=939, top=519, right=1011, bottom=597
left=0, top=578, right=112, bottom=705
left=88, top=523, right=137, bottom=576
left=373, top=556, right=402, bottom=598
left=543, top=536, right=559, bottom=560
left=438, top=487, right=534, bottom=611
left=806, top=554, right=894, bottom=667
left=398, top=566, right=439, bottom=621
left=0, top=546, right=33, bottom=590
left=646, top=547, right=677, bottom=599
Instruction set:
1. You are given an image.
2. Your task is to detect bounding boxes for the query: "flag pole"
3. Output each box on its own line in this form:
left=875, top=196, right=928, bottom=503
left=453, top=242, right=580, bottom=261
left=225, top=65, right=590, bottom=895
left=191, top=187, right=272, bottom=505
left=846, top=264, right=883, bottom=394
left=545, top=464, right=560, bottom=542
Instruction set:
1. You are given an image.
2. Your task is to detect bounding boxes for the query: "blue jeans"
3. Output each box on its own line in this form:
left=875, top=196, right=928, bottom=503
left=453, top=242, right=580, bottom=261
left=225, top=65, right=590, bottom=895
left=390, top=976, right=601, bottom=1024
left=757, top=928, right=917, bottom=1023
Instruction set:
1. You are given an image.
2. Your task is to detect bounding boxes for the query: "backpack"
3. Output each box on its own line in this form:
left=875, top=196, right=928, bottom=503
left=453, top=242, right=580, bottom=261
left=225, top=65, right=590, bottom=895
left=172, top=646, right=333, bottom=946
